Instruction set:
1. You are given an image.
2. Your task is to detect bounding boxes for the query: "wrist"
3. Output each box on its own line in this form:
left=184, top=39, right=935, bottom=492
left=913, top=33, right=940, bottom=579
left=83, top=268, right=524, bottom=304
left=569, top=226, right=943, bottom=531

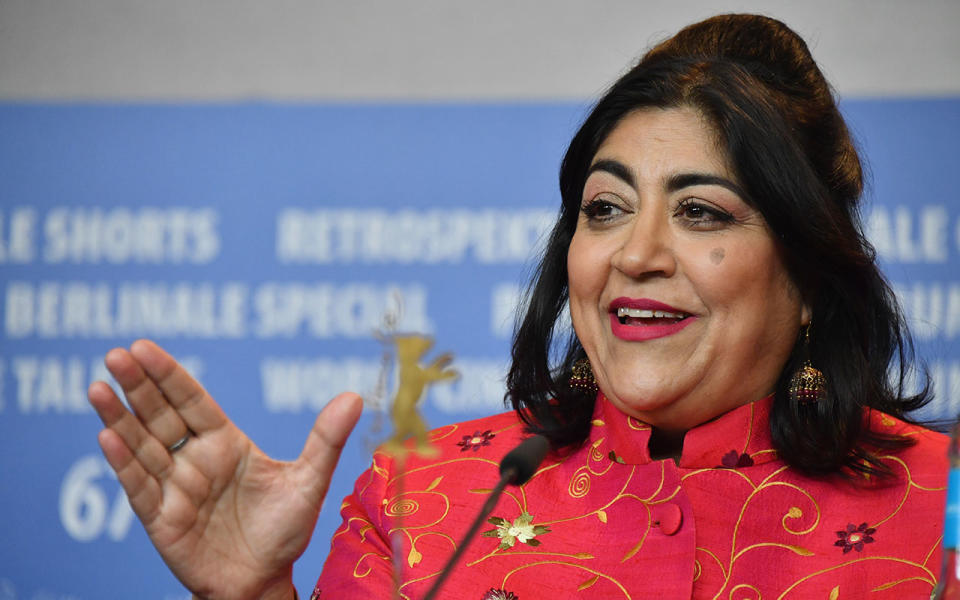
left=258, top=576, right=298, bottom=600
left=190, top=582, right=296, bottom=600
left=187, top=569, right=296, bottom=600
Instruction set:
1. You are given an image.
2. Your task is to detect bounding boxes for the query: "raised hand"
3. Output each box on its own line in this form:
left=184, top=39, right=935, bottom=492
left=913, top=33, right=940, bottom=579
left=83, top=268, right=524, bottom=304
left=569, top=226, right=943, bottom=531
left=88, top=340, right=362, bottom=600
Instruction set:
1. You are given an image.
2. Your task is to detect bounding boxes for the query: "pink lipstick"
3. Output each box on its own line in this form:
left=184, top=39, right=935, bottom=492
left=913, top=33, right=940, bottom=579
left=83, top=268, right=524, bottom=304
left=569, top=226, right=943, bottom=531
left=608, top=297, right=696, bottom=341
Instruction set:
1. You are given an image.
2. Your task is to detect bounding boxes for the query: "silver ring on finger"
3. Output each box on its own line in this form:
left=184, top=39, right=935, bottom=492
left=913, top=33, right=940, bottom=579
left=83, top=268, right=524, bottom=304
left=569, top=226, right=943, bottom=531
left=167, top=433, right=191, bottom=454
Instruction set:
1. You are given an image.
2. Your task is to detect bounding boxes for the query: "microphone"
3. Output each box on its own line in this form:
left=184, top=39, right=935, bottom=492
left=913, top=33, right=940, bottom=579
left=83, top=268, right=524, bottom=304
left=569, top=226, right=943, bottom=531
left=498, top=434, right=550, bottom=486
left=421, top=435, right=550, bottom=600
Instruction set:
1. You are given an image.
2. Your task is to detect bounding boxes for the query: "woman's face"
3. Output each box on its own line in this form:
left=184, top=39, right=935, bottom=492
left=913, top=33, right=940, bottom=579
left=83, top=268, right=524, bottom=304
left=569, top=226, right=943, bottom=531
left=567, top=107, right=810, bottom=433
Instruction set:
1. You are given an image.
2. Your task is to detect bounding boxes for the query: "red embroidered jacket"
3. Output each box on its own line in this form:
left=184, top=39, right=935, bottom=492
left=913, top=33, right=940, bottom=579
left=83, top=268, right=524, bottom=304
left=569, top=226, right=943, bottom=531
left=315, top=395, right=948, bottom=599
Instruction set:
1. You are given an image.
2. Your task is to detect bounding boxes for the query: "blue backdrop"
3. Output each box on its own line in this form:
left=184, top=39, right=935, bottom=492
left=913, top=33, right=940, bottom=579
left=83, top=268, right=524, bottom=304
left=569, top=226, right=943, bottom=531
left=0, top=99, right=957, bottom=599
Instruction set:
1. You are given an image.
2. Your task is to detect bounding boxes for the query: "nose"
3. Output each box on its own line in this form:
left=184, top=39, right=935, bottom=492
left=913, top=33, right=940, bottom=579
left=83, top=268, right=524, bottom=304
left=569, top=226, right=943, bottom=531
left=610, top=208, right=676, bottom=279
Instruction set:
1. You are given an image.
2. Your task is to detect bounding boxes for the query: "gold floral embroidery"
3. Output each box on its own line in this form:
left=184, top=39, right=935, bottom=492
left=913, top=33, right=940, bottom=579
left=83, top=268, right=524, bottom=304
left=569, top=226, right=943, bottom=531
left=482, top=512, right=551, bottom=549
left=775, top=557, right=936, bottom=598
left=500, top=561, right=633, bottom=598
left=578, top=574, right=600, bottom=590
left=336, top=401, right=943, bottom=599
left=590, top=437, right=606, bottom=462
left=569, top=466, right=592, bottom=498
left=385, top=497, right=419, bottom=517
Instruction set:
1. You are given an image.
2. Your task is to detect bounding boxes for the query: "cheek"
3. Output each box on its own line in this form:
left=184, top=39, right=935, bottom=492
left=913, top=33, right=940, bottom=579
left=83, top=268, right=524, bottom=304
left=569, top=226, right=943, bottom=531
left=567, top=238, right=593, bottom=304
left=567, top=233, right=608, bottom=333
left=690, top=244, right=770, bottom=304
left=695, top=243, right=800, bottom=318
left=567, top=232, right=599, bottom=286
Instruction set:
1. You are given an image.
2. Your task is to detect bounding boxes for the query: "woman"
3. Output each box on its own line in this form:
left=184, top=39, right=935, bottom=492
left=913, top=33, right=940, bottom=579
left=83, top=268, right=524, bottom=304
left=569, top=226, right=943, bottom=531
left=88, top=14, right=947, bottom=599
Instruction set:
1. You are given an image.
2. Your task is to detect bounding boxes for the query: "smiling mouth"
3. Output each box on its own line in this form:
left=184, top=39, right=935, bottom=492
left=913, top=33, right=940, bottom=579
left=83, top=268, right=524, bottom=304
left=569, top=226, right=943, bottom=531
left=615, top=307, right=690, bottom=326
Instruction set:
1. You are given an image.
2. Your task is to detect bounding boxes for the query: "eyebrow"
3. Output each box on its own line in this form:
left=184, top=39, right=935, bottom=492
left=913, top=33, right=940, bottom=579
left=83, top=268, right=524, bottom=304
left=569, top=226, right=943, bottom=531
left=667, top=173, right=745, bottom=198
left=587, top=159, right=635, bottom=187
left=587, top=159, right=745, bottom=198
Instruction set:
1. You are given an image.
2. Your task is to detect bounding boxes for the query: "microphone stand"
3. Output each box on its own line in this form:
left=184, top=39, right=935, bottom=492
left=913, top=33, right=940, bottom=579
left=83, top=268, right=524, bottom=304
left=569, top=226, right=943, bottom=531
left=421, top=466, right=518, bottom=600
left=421, top=434, right=548, bottom=600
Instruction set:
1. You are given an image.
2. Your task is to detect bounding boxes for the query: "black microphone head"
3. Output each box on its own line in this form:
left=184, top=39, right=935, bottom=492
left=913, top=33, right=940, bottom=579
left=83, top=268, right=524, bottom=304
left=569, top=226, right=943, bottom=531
left=499, top=434, right=550, bottom=486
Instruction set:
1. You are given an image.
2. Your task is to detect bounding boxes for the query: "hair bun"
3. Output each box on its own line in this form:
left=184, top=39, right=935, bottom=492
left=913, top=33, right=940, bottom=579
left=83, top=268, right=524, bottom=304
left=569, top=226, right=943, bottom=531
left=645, top=14, right=818, bottom=87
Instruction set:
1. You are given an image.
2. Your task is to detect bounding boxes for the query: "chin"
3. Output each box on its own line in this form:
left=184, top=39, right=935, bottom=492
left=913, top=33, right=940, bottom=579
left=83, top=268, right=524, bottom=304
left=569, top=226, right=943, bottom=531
left=602, top=385, right=678, bottom=415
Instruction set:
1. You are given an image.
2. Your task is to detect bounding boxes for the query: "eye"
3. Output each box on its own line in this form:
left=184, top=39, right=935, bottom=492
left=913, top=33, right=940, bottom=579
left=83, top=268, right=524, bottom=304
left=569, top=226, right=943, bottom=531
left=581, top=195, right=627, bottom=223
left=675, top=198, right=734, bottom=230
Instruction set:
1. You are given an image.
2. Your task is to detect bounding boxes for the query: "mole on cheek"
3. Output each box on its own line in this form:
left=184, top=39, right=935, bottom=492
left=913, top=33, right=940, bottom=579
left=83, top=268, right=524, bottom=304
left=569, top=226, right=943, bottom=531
left=710, top=248, right=725, bottom=265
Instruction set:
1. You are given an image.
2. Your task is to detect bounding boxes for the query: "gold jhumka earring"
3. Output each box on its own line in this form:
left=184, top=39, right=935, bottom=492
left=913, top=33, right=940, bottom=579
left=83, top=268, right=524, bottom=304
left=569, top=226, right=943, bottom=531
left=788, top=325, right=827, bottom=404
left=569, top=358, right=598, bottom=392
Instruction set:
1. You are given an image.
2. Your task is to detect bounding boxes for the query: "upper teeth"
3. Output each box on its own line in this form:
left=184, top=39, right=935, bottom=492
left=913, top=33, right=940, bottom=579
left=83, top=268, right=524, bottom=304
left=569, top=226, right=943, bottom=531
left=617, top=307, right=686, bottom=319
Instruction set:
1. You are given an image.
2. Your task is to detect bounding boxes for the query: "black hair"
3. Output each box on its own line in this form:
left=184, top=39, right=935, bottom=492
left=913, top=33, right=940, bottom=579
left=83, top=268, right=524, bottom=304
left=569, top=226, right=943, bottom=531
left=505, top=14, right=930, bottom=477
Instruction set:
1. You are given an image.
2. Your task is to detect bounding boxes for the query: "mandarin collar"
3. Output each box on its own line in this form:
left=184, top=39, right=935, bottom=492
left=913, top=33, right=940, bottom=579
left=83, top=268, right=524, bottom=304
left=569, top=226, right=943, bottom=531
left=590, top=392, right=778, bottom=469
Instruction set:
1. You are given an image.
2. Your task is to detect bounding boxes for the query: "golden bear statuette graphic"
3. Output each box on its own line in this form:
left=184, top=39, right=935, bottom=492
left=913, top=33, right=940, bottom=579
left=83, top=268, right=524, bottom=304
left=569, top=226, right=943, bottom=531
left=383, top=333, right=458, bottom=458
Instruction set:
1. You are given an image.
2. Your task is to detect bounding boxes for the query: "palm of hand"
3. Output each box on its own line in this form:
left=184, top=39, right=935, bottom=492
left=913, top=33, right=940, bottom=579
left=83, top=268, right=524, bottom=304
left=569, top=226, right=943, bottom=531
left=147, top=431, right=310, bottom=597
left=89, top=341, right=361, bottom=600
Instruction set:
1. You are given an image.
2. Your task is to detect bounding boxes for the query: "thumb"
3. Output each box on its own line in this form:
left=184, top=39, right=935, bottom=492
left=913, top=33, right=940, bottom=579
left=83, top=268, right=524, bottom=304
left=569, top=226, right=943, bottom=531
left=295, top=392, right=363, bottom=507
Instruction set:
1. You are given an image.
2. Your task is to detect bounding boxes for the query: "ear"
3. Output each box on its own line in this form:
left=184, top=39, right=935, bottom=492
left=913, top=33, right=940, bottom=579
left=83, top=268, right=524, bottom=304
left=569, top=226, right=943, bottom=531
left=800, top=300, right=812, bottom=327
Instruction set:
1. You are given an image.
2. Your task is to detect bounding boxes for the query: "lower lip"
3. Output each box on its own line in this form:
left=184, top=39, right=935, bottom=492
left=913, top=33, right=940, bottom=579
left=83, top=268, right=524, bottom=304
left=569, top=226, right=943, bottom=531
left=609, top=313, right=696, bottom=341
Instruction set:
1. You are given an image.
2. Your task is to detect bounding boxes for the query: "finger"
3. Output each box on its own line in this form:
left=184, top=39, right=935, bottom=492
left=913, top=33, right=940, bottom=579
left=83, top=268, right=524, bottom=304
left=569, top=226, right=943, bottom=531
left=96, top=421, right=164, bottom=525
left=104, top=348, right=191, bottom=450
left=92, top=382, right=219, bottom=521
left=128, top=339, right=229, bottom=435
left=89, top=380, right=175, bottom=479
left=295, top=392, right=363, bottom=507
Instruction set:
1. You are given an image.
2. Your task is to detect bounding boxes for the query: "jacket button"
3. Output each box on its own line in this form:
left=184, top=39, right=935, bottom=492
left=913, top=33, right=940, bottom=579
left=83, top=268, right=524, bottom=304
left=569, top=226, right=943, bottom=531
left=653, top=503, right=683, bottom=536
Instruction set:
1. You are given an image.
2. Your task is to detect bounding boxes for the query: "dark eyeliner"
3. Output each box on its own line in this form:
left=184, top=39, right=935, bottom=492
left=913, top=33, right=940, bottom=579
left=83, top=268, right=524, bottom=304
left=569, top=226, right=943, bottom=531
left=580, top=199, right=603, bottom=218
left=676, top=198, right=734, bottom=223
left=581, top=198, right=618, bottom=221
